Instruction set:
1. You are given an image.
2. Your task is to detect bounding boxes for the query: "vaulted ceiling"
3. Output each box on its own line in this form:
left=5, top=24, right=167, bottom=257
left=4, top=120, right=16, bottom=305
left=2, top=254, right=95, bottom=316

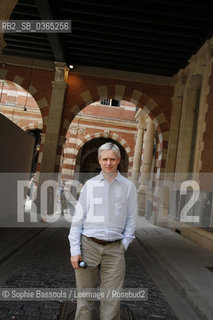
left=2, top=0, right=213, bottom=76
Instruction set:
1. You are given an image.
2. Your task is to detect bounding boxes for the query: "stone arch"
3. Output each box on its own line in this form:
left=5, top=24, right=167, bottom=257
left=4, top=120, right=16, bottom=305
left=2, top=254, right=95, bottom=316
left=61, top=131, right=132, bottom=180
left=57, top=84, right=169, bottom=174
left=21, top=123, right=43, bottom=132
left=0, top=68, right=51, bottom=175
left=0, top=69, right=49, bottom=131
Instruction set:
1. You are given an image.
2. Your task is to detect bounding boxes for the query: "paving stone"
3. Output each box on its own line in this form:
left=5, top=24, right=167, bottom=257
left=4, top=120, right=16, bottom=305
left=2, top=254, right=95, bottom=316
left=0, top=228, right=179, bottom=319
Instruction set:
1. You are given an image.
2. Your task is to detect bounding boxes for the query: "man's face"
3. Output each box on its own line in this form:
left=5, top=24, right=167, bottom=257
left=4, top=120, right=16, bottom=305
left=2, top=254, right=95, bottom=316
left=98, top=150, right=120, bottom=174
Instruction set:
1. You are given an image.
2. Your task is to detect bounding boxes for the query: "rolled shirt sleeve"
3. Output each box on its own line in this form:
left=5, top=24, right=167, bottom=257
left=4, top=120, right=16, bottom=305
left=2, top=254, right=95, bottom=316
left=121, top=183, right=138, bottom=250
left=68, top=183, right=88, bottom=256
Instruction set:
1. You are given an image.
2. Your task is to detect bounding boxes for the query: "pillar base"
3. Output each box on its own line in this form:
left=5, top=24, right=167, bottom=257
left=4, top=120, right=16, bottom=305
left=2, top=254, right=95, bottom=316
left=150, top=212, right=157, bottom=225
left=137, top=190, right=146, bottom=216
left=137, top=188, right=153, bottom=217
left=156, top=204, right=169, bottom=227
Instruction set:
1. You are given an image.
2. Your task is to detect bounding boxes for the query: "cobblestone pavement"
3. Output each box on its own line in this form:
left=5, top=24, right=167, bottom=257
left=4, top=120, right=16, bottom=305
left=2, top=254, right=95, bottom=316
left=0, top=228, right=179, bottom=320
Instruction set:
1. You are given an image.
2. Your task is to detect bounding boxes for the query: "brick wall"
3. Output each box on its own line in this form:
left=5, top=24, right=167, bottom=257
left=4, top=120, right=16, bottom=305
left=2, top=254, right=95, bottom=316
left=62, top=73, right=173, bottom=127
left=61, top=100, right=138, bottom=179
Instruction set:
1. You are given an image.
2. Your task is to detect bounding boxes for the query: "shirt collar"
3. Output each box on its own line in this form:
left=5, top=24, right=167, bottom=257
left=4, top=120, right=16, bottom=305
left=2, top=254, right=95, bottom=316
left=99, top=170, right=121, bottom=182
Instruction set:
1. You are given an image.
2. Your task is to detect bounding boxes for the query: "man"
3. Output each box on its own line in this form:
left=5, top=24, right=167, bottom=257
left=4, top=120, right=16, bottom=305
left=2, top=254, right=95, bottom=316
left=68, top=142, right=137, bottom=320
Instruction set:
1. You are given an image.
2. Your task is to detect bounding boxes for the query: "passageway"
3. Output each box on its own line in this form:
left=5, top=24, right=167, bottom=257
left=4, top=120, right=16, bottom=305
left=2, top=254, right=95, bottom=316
left=0, top=219, right=203, bottom=320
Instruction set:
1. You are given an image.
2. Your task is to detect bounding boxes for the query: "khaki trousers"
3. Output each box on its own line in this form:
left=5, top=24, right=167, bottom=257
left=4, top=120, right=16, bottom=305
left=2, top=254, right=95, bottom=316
left=74, top=235, right=126, bottom=320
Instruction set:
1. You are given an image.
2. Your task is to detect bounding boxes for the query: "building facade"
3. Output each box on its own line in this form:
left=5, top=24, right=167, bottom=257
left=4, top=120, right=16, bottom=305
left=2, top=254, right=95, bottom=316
left=1, top=1, right=213, bottom=251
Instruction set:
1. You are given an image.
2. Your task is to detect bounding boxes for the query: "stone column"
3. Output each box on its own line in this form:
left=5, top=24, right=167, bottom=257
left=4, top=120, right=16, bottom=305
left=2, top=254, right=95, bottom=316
left=165, top=96, right=183, bottom=173
left=157, top=81, right=184, bottom=226
left=139, top=116, right=155, bottom=189
left=131, top=116, right=145, bottom=188
left=137, top=117, right=155, bottom=216
left=39, top=62, right=67, bottom=173
left=157, top=89, right=183, bottom=226
left=157, top=73, right=202, bottom=227
left=175, top=75, right=201, bottom=182
left=38, top=62, right=67, bottom=216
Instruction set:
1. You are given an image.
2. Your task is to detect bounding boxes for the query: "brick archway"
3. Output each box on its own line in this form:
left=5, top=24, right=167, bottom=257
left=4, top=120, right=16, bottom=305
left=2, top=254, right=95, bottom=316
left=61, top=131, right=132, bottom=179
left=0, top=70, right=49, bottom=129
left=21, top=123, right=43, bottom=131
left=0, top=67, right=53, bottom=175
left=57, top=85, right=169, bottom=174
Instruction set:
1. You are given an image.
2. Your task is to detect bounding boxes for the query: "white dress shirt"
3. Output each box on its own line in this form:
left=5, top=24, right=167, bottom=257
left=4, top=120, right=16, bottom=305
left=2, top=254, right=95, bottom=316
left=68, top=171, right=138, bottom=256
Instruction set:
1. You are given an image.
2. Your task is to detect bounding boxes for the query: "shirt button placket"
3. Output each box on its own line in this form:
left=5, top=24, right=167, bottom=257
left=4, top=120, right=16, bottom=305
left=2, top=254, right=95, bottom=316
left=105, top=181, right=110, bottom=240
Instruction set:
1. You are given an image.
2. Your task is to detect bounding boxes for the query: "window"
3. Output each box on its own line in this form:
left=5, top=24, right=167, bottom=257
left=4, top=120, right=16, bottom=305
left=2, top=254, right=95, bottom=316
left=111, top=99, right=120, bottom=107
left=100, top=99, right=120, bottom=107
left=100, top=99, right=110, bottom=106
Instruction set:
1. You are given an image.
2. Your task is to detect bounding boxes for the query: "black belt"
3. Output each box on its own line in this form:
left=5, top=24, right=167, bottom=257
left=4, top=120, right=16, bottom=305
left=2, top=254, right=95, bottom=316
left=88, top=237, right=120, bottom=246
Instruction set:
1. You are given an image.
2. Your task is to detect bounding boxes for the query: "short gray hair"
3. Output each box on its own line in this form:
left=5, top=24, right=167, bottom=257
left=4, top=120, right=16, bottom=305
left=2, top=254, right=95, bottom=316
left=98, top=142, right=121, bottom=159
